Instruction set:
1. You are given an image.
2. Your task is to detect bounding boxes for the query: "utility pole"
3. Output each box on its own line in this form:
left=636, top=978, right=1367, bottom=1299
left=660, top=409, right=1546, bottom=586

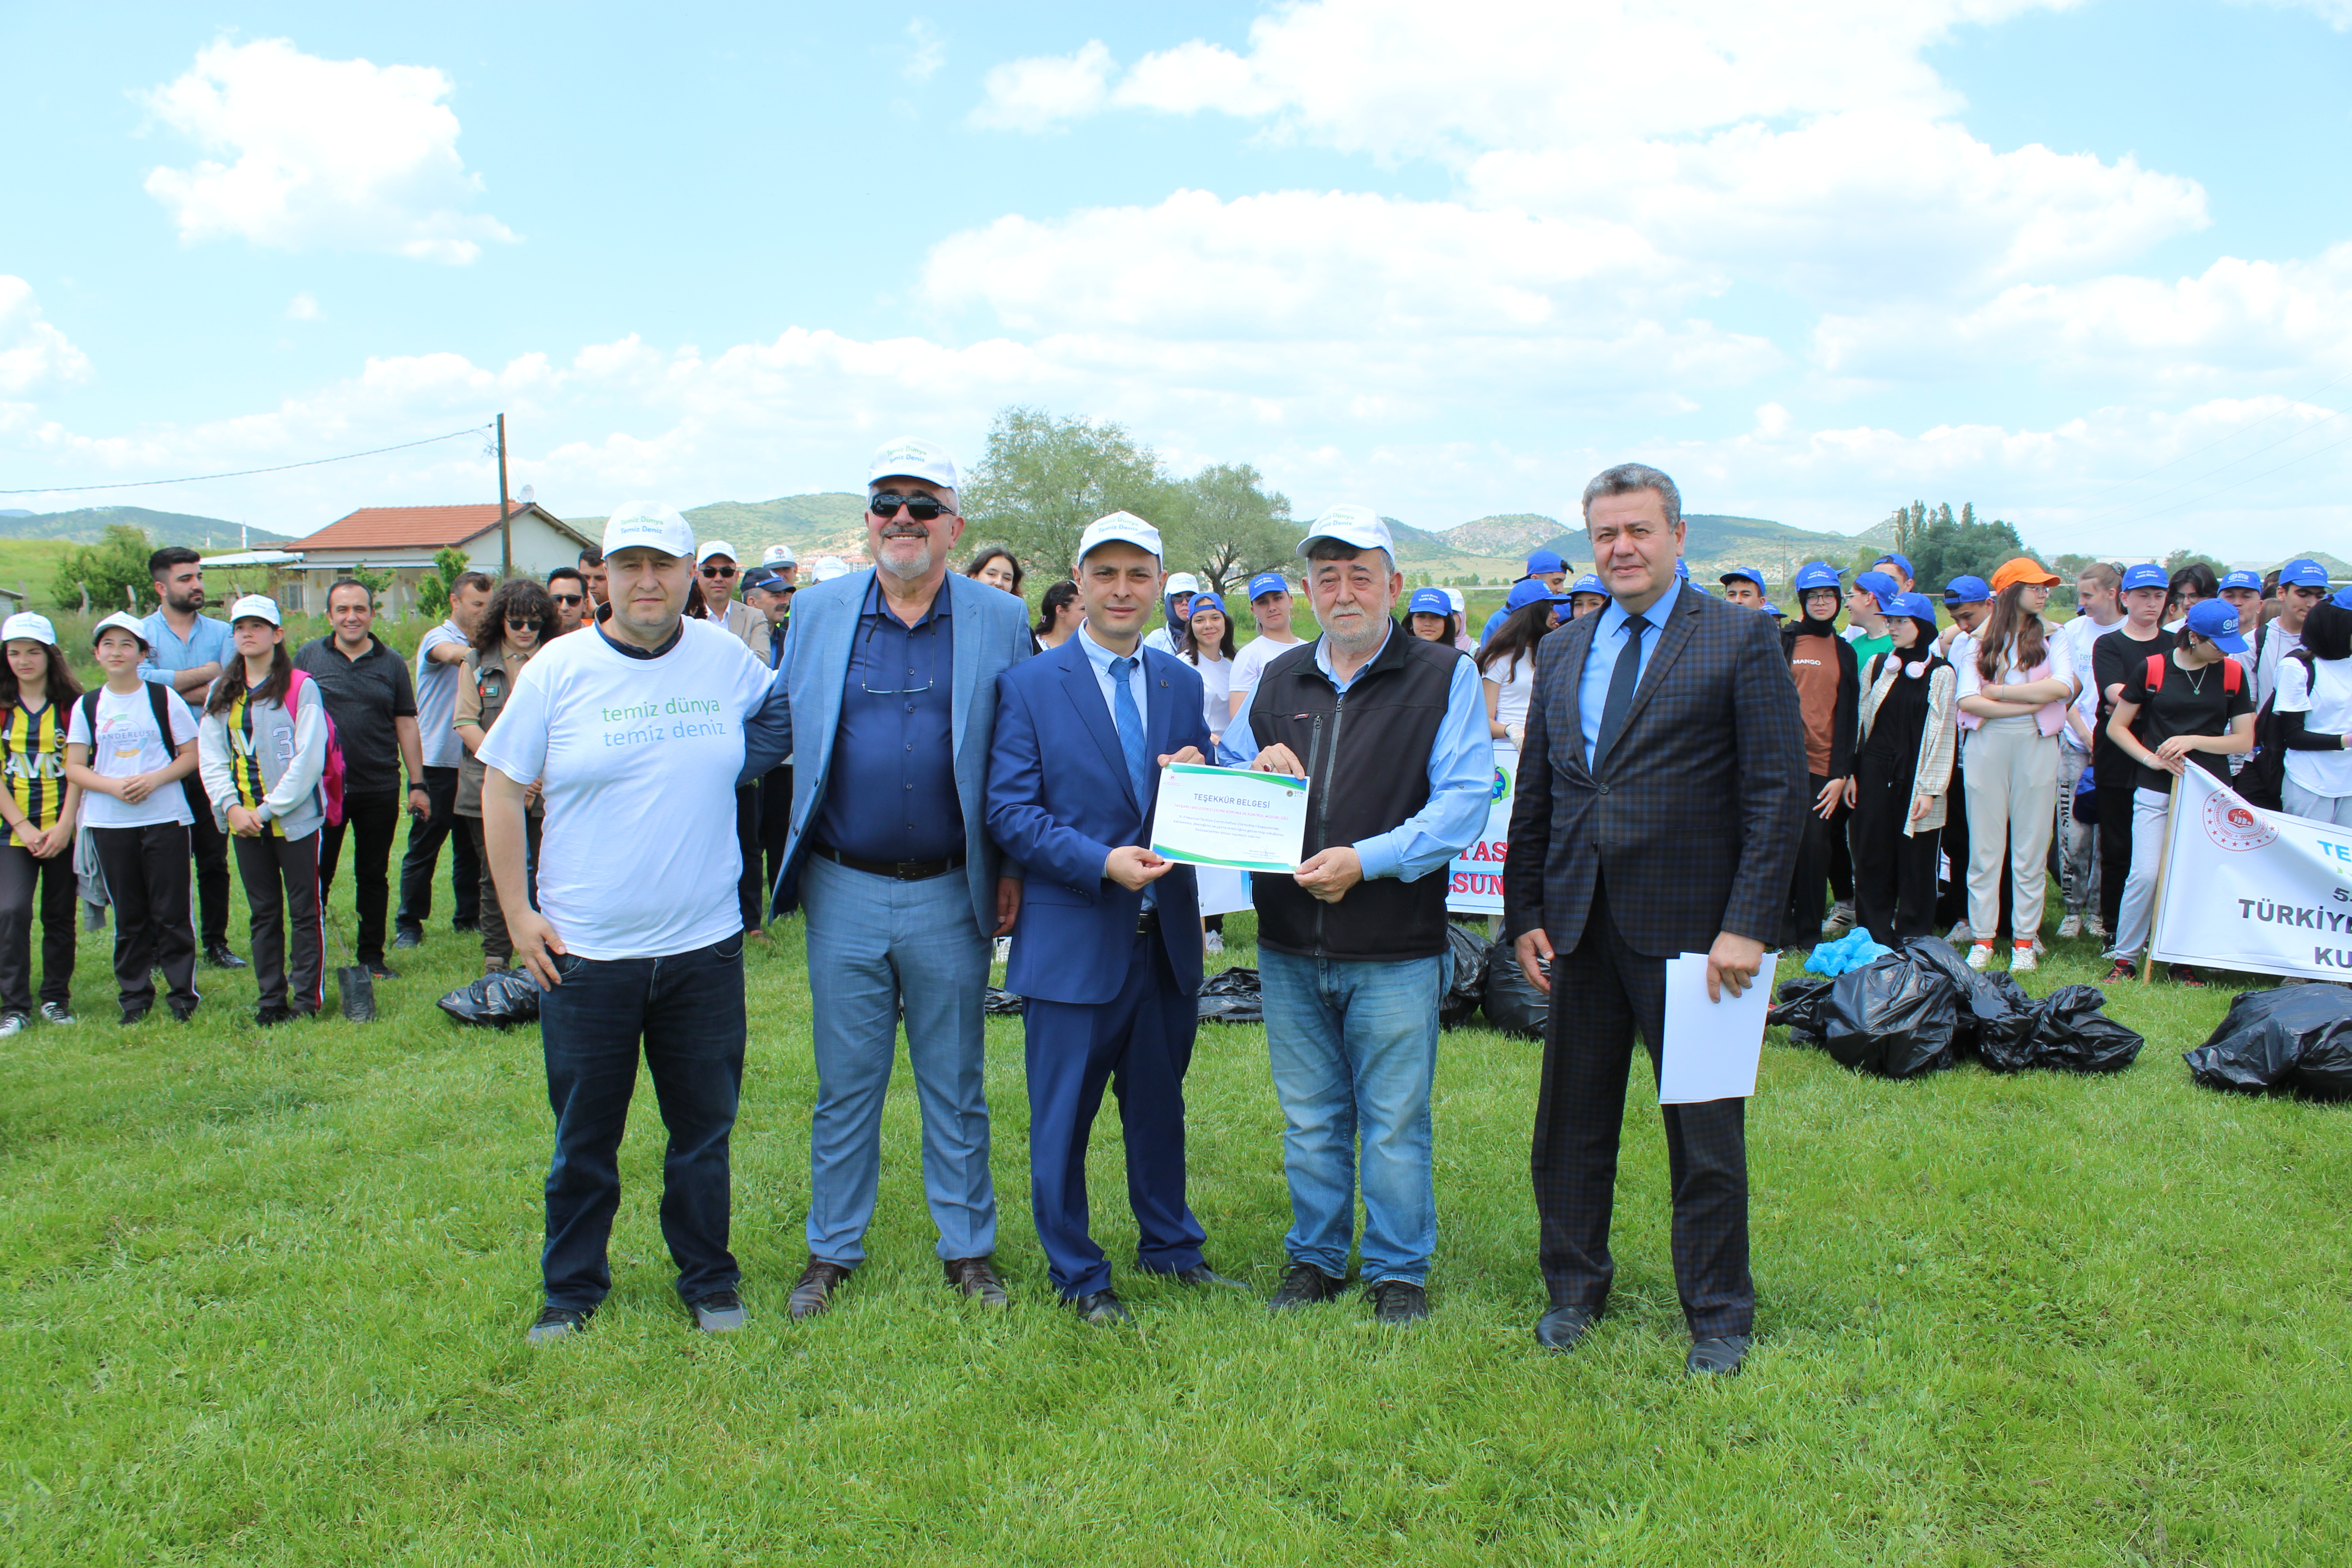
left=496, top=412, right=513, bottom=579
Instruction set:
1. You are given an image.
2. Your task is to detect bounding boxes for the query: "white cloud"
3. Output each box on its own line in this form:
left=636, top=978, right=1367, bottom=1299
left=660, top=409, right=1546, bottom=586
left=904, top=19, right=946, bottom=81
left=285, top=292, right=323, bottom=322
left=0, top=278, right=93, bottom=396
left=968, top=39, right=1114, bottom=132
left=140, top=37, right=517, bottom=264
left=2234, top=0, right=2352, bottom=27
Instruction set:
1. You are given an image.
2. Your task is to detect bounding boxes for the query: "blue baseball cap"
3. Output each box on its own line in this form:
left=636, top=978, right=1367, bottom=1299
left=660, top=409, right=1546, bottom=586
left=2182, top=598, right=2248, bottom=652
left=1186, top=591, right=1226, bottom=619
left=1504, top=577, right=1571, bottom=613
left=1873, top=552, right=1914, bottom=578
left=1246, top=571, right=1291, bottom=600
left=2119, top=563, right=2168, bottom=593
left=1569, top=573, right=1607, bottom=597
left=1675, top=557, right=1690, bottom=579
left=1942, top=574, right=1993, bottom=605
left=1761, top=600, right=1785, bottom=617
left=2220, top=568, right=2262, bottom=593
left=1793, top=561, right=1843, bottom=592
left=1852, top=569, right=1901, bottom=606
left=1719, top=565, right=1766, bottom=592
left=1886, top=591, right=1939, bottom=625
left=1406, top=587, right=1452, bottom=616
left=2279, top=558, right=2328, bottom=589
left=1524, top=549, right=1566, bottom=576
left=2335, top=586, right=2352, bottom=610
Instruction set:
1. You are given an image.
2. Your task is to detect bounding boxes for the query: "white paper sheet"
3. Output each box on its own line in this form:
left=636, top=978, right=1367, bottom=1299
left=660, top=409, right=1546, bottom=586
left=1149, top=763, right=1308, bottom=874
left=1657, top=951, right=1775, bottom=1104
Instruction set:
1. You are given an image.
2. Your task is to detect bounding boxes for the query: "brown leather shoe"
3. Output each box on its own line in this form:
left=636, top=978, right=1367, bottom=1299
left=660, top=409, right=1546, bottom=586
left=945, top=1255, right=1010, bottom=1308
left=788, top=1258, right=853, bottom=1321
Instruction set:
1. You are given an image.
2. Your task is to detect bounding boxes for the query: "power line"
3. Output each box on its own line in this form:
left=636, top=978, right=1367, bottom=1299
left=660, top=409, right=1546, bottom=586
left=0, top=424, right=492, bottom=497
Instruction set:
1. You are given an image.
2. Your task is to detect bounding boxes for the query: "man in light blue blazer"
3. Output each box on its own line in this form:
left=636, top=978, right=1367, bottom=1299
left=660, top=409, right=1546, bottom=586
left=738, top=437, right=1032, bottom=1319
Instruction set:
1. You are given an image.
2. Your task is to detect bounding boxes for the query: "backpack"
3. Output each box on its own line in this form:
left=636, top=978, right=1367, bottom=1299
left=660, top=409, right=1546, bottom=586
left=79, top=683, right=179, bottom=774
left=2239, top=647, right=2316, bottom=812
left=282, top=668, right=346, bottom=828
left=2142, top=652, right=2242, bottom=699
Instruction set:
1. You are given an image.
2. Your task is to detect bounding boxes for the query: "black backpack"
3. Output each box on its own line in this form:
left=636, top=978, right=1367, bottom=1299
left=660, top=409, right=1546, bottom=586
left=80, top=682, right=180, bottom=759
left=2239, top=647, right=2315, bottom=812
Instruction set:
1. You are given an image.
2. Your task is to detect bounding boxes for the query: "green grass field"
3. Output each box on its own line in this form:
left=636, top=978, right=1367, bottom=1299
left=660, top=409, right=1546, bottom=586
left=3, top=859, right=2346, bottom=1565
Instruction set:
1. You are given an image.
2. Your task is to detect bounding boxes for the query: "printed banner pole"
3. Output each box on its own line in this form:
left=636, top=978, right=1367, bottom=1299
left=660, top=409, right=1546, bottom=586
left=2140, top=781, right=2180, bottom=985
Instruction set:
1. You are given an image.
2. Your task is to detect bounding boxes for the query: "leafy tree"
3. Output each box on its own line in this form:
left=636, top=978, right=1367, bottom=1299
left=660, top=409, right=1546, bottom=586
left=50, top=524, right=157, bottom=614
left=1882, top=501, right=2033, bottom=595
left=414, top=546, right=472, bottom=621
left=1161, top=462, right=1292, bottom=596
left=2163, top=548, right=2229, bottom=580
left=960, top=407, right=1175, bottom=577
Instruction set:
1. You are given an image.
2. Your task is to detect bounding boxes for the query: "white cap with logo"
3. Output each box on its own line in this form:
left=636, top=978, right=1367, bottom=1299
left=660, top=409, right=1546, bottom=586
left=93, top=611, right=150, bottom=649
left=227, top=594, right=282, bottom=627
left=1296, top=503, right=1393, bottom=561
left=1166, top=572, right=1200, bottom=596
left=1077, top=511, right=1163, bottom=564
left=762, top=543, right=797, bottom=566
left=1, top=612, right=57, bottom=647
left=603, top=501, right=695, bottom=559
left=696, top=539, right=740, bottom=566
left=811, top=556, right=855, bottom=582
left=867, top=437, right=958, bottom=492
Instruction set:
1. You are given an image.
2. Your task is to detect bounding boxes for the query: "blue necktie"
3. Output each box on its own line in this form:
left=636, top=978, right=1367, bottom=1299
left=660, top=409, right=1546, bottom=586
left=1593, top=613, right=1651, bottom=769
left=1108, top=656, right=1150, bottom=807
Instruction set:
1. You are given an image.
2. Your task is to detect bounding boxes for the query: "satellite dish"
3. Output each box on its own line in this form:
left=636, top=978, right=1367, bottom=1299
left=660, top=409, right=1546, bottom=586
left=519, top=484, right=535, bottom=505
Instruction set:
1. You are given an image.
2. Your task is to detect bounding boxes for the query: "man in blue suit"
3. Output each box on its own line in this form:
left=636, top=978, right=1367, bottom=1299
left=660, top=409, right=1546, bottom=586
left=985, top=513, right=1247, bottom=1323
left=738, top=437, right=1032, bottom=1319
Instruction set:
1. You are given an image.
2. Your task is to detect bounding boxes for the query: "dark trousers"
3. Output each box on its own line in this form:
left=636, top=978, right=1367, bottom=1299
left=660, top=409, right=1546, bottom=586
left=0, top=842, right=76, bottom=1014
left=90, top=823, right=198, bottom=1014
left=755, top=766, right=792, bottom=907
left=318, top=791, right=400, bottom=964
left=233, top=831, right=323, bottom=1014
left=1022, top=933, right=1207, bottom=1299
left=1786, top=772, right=1837, bottom=944
left=538, top=936, right=747, bottom=1309
left=1534, top=880, right=1752, bottom=1338
left=395, top=765, right=480, bottom=935
left=2097, top=779, right=2137, bottom=939
left=179, top=775, right=231, bottom=950
left=1851, top=754, right=1942, bottom=946
left=1827, top=796, right=1854, bottom=904
left=462, top=814, right=540, bottom=962
left=734, top=782, right=763, bottom=930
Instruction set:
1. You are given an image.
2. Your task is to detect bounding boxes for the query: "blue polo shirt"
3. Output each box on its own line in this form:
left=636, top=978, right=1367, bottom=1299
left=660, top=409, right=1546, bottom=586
left=137, top=609, right=233, bottom=691
left=813, top=576, right=960, bottom=864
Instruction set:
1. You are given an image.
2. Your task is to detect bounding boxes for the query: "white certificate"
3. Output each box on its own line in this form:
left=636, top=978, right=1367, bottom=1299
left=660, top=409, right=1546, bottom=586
left=1657, top=951, right=1776, bottom=1104
left=1149, top=763, right=1309, bottom=874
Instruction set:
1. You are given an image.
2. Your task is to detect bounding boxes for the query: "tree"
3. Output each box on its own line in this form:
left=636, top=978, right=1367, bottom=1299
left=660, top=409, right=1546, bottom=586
left=1161, top=462, right=1292, bottom=596
left=1882, top=501, right=2033, bottom=594
left=50, top=524, right=157, bottom=614
left=960, top=407, right=1175, bottom=578
left=2163, top=547, right=2229, bottom=580
left=414, top=546, right=472, bottom=621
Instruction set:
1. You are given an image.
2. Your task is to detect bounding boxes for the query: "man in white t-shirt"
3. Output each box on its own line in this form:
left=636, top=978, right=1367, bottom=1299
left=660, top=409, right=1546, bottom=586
left=1226, top=571, right=1306, bottom=726
left=395, top=572, right=492, bottom=948
left=2254, top=558, right=2329, bottom=711
left=2053, top=563, right=2122, bottom=937
left=481, top=505, right=779, bottom=1347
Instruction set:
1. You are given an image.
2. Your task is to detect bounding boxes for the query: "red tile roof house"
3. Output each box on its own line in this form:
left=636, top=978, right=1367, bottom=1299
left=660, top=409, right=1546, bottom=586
left=270, top=503, right=598, bottom=617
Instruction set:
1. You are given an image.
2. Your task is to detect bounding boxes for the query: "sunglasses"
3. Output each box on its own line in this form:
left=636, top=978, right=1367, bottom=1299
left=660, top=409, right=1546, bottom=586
left=869, top=492, right=947, bottom=521
left=551, top=593, right=583, bottom=607
left=700, top=564, right=737, bottom=579
left=505, top=617, right=539, bottom=630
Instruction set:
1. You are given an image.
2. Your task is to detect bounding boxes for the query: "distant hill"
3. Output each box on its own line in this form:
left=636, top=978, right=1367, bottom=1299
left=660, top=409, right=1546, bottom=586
left=1531, top=514, right=1896, bottom=575
left=568, top=492, right=872, bottom=560
left=0, top=505, right=294, bottom=551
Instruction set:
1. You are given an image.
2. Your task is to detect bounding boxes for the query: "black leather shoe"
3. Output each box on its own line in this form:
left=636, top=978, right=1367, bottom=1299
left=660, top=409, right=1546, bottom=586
left=453, top=919, right=481, bottom=934
left=204, top=943, right=248, bottom=970
left=255, top=1004, right=295, bottom=1028
left=1268, top=1261, right=1348, bottom=1312
left=1367, top=1280, right=1429, bottom=1325
left=1686, top=1334, right=1752, bottom=1376
left=1068, top=1289, right=1131, bottom=1324
left=944, top=1256, right=1010, bottom=1308
left=788, top=1258, right=853, bottom=1321
left=391, top=928, right=422, bottom=950
left=1536, top=1304, right=1600, bottom=1352
left=1167, top=1264, right=1249, bottom=1290
left=119, top=1004, right=150, bottom=1027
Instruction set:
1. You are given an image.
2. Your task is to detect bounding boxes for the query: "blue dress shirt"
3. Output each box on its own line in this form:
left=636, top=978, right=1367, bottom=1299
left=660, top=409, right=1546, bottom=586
left=1075, top=626, right=1159, bottom=906
left=137, top=610, right=234, bottom=691
left=813, top=576, right=960, bottom=864
left=1579, top=590, right=1672, bottom=769
left=1219, top=624, right=1493, bottom=882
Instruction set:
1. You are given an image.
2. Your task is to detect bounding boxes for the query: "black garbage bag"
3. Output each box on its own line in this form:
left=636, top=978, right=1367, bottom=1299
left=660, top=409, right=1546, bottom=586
left=1197, top=965, right=1262, bottom=1024
left=437, top=969, right=543, bottom=1027
left=1767, top=977, right=1834, bottom=1044
left=983, top=987, right=1026, bottom=1016
left=1897, top=936, right=2029, bottom=1058
left=2185, top=985, right=2352, bottom=1098
left=2003, top=984, right=2143, bottom=1074
left=1813, top=952, right=1958, bottom=1078
left=1440, top=923, right=1489, bottom=1029
left=1481, top=938, right=1548, bottom=1039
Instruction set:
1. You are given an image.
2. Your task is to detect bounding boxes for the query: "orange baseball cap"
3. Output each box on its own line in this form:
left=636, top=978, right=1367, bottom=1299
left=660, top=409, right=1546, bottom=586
left=1989, top=557, right=2061, bottom=592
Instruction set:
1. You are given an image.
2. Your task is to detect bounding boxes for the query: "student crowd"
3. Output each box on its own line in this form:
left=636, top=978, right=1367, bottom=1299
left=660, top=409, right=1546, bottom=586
left=4, top=449, right=2336, bottom=1381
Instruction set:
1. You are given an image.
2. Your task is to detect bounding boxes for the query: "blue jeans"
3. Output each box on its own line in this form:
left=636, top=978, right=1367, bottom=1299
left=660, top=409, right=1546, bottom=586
left=538, top=936, right=746, bottom=1309
left=800, top=853, right=995, bottom=1266
left=1258, top=948, right=1446, bottom=1286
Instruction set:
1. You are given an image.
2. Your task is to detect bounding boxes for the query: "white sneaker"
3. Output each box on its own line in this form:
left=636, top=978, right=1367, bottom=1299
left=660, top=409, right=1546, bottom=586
left=2056, top=914, right=2082, bottom=939
left=1204, top=931, right=1225, bottom=955
left=0, top=1012, right=25, bottom=1038
left=2010, top=943, right=2038, bottom=973
left=1820, top=901, right=1856, bottom=939
left=1965, top=941, right=1994, bottom=971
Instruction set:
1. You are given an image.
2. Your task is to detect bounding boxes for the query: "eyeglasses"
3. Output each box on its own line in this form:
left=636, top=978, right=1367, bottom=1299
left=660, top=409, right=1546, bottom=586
left=551, top=593, right=583, bottom=607
left=869, top=492, right=947, bottom=522
left=856, top=614, right=940, bottom=696
left=700, top=564, right=737, bottom=579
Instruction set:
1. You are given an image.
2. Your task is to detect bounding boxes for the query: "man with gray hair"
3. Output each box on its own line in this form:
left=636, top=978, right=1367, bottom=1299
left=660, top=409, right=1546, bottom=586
left=1221, top=504, right=1493, bottom=1326
left=739, top=437, right=1033, bottom=1320
left=1504, top=462, right=1806, bottom=1377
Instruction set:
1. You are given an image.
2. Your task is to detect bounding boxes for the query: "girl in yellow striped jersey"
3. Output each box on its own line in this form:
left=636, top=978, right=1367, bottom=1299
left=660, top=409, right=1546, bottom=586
left=0, top=613, right=83, bottom=1034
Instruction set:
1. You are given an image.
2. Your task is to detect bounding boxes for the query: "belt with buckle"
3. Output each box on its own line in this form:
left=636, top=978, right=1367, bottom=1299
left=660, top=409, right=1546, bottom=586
left=811, top=842, right=967, bottom=882
left=1136, top=906, right=1161, bottom=936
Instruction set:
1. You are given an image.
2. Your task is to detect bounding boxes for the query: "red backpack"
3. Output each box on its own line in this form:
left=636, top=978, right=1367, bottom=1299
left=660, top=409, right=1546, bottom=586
left=2142, top=652, right=2241, bottom=699
left=283, top=667, right=347, bottom=828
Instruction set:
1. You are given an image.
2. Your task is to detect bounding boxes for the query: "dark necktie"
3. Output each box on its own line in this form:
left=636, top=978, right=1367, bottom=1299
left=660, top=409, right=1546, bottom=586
left=1593, top=613, right=1651, bottom=769
left=768, top=622, right=785, bottom=669
left=1108, top=656, right=1150, bottom=806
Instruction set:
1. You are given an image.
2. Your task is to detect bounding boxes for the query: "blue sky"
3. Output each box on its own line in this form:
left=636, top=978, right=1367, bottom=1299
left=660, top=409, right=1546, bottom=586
left=4, top=0, right=2351, bottom=557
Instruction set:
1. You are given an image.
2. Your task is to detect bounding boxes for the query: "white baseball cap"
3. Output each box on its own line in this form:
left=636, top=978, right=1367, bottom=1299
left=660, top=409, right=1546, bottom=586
left=867, top=437, right=958, bottom=492
left=762, top=543, right=797, bottom=565
left=1, top=612, right=57, bottom=647
left=812, top=555, right=854, bottom=582
left=1297, top=504, right=1393, bottom=561
left=1077, top=511, right=1163, bottom=564
left=603, top=501, right=695, bottom=560
left=92, top=611, right=150, bottom=649
left=228, top=594, right=282, bottom=627
left=696, top=539, right=740, bottom=566
left=1445, top=587, right=1466, bottom=615
left=1166, top=572, right=1200, bottom=596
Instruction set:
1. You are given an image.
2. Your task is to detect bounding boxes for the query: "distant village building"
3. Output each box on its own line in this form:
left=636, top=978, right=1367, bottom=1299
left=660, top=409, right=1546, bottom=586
left=266, top=503, right=596, bottom=615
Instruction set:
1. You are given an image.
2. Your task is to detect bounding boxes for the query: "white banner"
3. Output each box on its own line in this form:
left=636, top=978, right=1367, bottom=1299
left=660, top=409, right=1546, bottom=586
left=2149, top=765, right=2352, bottom=980
left=1446, top=745, right=1518, bottom=916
